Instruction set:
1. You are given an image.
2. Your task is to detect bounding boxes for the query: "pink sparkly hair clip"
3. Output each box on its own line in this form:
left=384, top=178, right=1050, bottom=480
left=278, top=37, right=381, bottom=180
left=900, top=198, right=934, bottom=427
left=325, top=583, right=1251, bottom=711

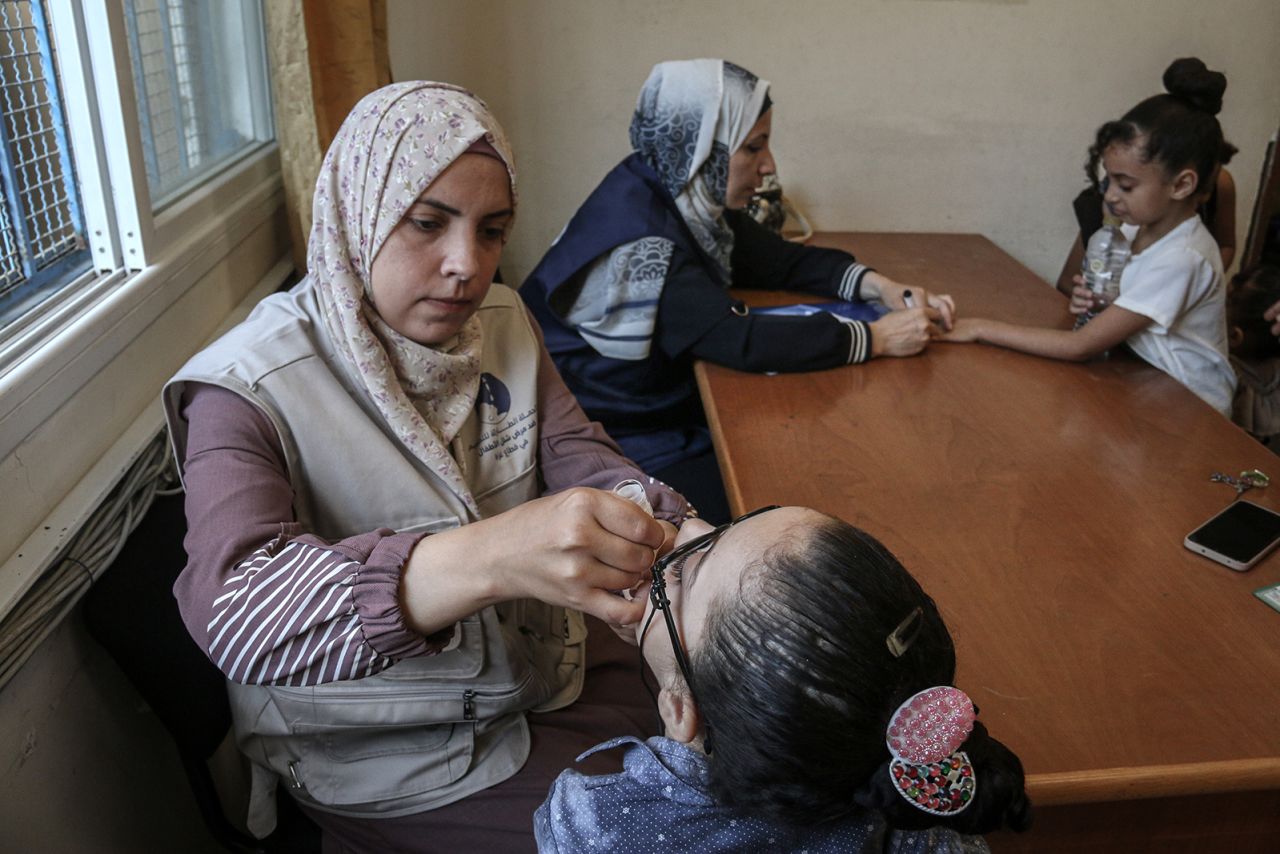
left=885, top=686, right=977, bottom=817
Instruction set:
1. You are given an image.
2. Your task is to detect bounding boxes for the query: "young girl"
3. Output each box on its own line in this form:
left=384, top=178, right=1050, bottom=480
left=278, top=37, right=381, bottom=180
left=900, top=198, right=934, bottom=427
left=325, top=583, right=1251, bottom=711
left=947, top=58, right=1236, bottom=418
left=535, top=507, right=1031, bottom=852
left=1054, top=58, right=1239, bottom=296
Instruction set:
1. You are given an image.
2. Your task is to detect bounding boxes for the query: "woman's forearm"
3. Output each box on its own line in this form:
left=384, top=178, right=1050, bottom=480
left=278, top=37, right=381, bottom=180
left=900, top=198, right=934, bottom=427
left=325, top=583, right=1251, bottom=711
left=398, top=520, right=506, bottom=636
left=179, top=384, right=443, bottom=685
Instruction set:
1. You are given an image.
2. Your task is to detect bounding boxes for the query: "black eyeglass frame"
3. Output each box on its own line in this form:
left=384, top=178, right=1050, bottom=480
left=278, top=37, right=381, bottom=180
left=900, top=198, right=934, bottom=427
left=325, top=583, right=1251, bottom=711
left=638, top=505, right=780, bottom=755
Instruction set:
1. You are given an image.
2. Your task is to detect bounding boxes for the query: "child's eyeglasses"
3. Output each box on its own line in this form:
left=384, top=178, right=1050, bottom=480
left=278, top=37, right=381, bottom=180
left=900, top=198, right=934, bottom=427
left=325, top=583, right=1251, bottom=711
left=638, top=506, right=780, bottom=755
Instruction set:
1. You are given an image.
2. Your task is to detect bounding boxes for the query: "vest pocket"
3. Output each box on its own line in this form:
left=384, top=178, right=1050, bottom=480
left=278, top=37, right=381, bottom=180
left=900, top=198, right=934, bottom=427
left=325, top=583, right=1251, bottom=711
left=229, top=607, right=568, bottom=809
left=296, top=721, right=475, bottom=806
left=377, top=615, right=485, bottom=680
left=396, top=515, right=464, bottom=536
left=267, top=665, right=542, bottom=808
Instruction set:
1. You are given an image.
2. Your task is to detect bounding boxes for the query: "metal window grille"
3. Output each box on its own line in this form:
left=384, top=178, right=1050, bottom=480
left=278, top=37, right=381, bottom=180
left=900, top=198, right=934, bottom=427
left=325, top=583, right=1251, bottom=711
left=0, top=0, right=89, bottom=314
left=124, top=0, right=257, bottom=207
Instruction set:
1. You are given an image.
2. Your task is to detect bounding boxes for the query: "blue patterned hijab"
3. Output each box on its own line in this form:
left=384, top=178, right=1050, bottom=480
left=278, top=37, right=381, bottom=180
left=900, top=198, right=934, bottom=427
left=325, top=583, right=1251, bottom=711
left=560, top=60, right=771, bottom=361
left=629, top=59, right=771, bottom=271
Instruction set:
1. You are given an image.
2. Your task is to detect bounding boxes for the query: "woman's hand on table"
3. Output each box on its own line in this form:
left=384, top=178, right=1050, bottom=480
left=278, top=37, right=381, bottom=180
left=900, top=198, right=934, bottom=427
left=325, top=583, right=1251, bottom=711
left=400, top=488, right=668, bottom=635
left=869, top=306, right=945, bottom=357
left=861, top=273, right=956, bottom=331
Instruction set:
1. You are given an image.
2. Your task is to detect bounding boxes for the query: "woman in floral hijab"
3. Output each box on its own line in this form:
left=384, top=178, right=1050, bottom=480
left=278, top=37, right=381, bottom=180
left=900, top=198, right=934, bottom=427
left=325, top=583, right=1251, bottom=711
left=164, top=82, right=688, bottom=850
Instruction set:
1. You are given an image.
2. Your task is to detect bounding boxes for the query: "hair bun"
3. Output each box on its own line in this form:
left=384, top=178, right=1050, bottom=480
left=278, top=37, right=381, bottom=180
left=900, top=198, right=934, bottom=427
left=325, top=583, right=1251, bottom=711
left=1162, top=57, right=1227, bottom=115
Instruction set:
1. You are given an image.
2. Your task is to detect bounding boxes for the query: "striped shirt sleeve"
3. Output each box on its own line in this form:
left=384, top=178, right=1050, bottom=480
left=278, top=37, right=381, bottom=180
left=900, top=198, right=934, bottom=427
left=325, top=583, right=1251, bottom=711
left=208, top=536, right=384, bottom=686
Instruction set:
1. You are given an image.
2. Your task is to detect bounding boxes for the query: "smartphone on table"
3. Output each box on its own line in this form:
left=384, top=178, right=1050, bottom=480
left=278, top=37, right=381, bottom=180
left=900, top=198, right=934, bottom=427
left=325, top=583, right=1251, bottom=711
left=1184, top=500, right=1280, bottom=571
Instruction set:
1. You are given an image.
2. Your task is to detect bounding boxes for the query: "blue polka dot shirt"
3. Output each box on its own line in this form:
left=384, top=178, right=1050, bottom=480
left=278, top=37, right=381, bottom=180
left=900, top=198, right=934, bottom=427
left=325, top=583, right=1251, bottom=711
left=534, top=736, right=991, bottom=853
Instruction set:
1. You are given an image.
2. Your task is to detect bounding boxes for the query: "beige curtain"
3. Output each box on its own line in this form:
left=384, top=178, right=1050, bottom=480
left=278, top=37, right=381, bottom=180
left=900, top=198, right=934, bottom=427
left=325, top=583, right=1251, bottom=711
left=264, top=0, right=392, bottom=273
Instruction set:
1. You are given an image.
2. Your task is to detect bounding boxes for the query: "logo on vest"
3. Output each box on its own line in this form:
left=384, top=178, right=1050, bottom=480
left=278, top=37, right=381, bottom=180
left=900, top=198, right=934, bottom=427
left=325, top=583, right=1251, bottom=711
left=476, top=373, right=511, bottom=424
left=470, top=372, right=536, bottom=461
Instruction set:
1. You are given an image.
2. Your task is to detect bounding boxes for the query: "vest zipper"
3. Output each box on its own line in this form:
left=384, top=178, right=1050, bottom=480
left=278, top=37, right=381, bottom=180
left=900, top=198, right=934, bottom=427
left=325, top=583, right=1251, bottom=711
left=463, top=689, right=476, bottom=721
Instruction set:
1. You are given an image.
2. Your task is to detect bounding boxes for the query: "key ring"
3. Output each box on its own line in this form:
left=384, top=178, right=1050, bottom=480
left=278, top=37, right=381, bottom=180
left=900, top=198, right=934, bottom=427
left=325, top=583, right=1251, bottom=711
left=1241, top=470, right=1271, bottom=488
left=1210, top=469, right=1270, bottom=497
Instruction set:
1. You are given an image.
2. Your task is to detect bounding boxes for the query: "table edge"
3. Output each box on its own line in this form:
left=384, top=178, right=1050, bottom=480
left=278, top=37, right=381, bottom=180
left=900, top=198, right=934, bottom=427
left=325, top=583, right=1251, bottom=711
left=694, top=362, right=745, bottom=516
left=1027, top=758, right=1280, bottom=806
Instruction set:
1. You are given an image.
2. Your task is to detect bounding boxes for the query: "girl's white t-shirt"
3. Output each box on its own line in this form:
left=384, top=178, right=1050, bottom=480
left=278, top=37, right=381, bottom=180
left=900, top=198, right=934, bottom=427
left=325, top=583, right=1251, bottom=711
left=1112, top=217, right=1235, bottom=417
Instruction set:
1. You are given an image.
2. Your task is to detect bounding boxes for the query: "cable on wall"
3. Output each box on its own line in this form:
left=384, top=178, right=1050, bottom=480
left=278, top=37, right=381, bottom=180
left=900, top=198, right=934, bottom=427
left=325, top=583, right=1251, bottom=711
left=0, top=429, right=178, bottom=690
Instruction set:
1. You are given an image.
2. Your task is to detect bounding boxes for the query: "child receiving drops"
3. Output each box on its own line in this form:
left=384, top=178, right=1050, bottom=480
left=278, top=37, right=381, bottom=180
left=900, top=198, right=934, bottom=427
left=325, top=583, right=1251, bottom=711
left=535, top=507, right=1031, bottom=853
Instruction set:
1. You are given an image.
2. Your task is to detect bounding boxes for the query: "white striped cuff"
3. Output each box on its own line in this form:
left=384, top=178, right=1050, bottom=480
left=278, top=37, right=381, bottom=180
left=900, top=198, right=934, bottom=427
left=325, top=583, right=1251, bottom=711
left=838, top=262, right=873, bottom=302
left=839, top=318, right=871, bottom=364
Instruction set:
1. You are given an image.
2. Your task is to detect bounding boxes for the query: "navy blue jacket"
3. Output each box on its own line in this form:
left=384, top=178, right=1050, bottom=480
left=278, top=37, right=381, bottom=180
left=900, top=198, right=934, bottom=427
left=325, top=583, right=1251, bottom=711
left=521, top=155, right=722, bottom=470
left=522, top=154, right=875, bottom=471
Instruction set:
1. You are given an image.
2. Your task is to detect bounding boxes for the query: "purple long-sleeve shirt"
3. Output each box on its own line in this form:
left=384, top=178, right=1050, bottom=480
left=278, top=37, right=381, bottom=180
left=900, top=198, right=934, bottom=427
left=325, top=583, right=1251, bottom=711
left=175, top=327, right=688, bottom=687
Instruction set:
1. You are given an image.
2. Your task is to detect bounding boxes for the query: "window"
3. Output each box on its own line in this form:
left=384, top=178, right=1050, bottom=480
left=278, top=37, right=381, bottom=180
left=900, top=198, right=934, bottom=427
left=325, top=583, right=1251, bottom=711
left=0, top=0, right=272, bottom=343
left=0, top=0, right=90, bottom=329
left=123, top=0, right=272, bottom=209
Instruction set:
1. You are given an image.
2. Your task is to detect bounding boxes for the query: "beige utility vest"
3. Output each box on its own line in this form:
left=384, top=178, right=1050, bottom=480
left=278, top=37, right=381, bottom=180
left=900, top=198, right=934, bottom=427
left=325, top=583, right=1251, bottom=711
left=164, top=281, right=585, bottom=819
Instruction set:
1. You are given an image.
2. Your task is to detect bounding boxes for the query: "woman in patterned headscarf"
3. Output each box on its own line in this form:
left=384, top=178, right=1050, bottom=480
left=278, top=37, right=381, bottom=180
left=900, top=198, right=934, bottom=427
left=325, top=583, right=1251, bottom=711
left=523, top=59, right=956, bottom=522
left=163, top=82, right=689, bottom=850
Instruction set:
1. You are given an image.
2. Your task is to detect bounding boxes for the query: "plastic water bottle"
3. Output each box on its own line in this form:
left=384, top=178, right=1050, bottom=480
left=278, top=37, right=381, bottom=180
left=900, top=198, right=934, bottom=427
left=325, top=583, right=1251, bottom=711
left=1074, top=213, right=1130, bottom=329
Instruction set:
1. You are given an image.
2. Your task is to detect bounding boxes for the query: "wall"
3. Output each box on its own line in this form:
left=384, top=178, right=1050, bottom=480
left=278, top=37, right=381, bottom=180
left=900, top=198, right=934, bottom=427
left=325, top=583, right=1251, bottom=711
left=0, top=612, right=224, bottom=853
left=387, top=0, right=1280, bottom=287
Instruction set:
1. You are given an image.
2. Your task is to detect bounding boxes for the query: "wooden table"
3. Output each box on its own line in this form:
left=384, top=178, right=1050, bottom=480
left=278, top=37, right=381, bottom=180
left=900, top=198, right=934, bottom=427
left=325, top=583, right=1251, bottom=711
left=695, top=233, right=1280, bottom=852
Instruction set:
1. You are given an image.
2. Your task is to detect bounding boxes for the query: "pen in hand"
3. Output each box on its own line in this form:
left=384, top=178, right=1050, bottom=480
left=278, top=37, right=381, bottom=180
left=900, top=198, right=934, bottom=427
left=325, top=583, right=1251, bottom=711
left=902, top=289, right=916, bottom=309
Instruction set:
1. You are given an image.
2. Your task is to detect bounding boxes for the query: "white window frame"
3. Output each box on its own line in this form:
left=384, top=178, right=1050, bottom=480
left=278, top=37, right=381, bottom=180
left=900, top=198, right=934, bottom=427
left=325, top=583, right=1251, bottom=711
left=0, top=0, right=281, bottom=460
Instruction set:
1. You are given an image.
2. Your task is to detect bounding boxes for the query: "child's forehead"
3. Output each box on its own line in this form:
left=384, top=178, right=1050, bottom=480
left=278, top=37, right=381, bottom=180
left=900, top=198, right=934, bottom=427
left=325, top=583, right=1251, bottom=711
left=715, top=507, right=819, bottom=572
left=1102, top=138, right=1152, bottom=169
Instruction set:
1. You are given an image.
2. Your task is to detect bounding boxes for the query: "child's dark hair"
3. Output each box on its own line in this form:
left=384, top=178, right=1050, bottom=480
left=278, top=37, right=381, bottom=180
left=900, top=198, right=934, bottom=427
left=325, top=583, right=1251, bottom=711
left=1086, top=58, right=1234, bottom=193
left=691, top=515, right=1032, bottom=834
left=1229, top=265, right=1280, bottom=359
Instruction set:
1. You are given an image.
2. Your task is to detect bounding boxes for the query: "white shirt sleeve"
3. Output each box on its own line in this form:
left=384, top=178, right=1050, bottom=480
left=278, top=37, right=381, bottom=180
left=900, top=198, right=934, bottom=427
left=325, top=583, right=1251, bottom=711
left=1112, top=246, right=1213, bottom=333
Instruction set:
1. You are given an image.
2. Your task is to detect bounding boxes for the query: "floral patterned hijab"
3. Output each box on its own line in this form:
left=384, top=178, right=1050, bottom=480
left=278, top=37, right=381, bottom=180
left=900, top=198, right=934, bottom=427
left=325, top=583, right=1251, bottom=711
left=308, top=82, right=516, bottom=514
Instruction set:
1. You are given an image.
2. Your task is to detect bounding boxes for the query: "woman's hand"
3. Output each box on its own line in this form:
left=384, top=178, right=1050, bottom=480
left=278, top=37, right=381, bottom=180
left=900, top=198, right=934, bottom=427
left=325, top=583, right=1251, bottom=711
left=656, top=519, right=678, bottom=557
left=602, top=518, right=678, bottom=646
left=921, top=290, right=957, bottom=331
left=862, top=272, right=956, bottom=330
left=400, top=488, right=667, bottom=635
left=869, top=306, right=944, bottom=357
